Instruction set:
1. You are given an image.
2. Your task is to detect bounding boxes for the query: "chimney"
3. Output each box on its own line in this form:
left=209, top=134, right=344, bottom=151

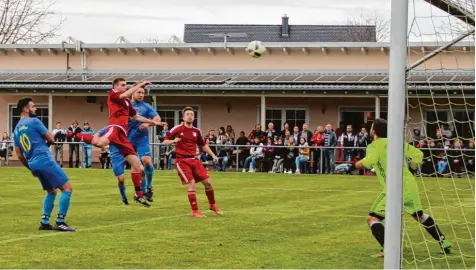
left=281, top=14, right=289, bottom=37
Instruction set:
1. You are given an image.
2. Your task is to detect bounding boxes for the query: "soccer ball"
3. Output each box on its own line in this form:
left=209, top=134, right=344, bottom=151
left=246, top=41, right=266, bottom=58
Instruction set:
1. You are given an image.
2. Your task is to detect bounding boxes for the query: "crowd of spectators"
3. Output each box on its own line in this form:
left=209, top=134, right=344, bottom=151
left=411, top=127, right=475, bottom=177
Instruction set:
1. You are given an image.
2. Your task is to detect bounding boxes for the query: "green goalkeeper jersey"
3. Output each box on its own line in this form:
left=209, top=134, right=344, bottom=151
left=360, top=138, right=423, bottom=190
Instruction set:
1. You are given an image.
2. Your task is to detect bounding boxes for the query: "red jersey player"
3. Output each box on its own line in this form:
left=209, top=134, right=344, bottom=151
left=76, top=78, right=161, bottom=207
left=163, top=107, right=222, bottom=217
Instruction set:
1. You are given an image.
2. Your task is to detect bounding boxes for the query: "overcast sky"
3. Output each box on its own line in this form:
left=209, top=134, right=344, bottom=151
left=49, top=0, right=466, bottom=43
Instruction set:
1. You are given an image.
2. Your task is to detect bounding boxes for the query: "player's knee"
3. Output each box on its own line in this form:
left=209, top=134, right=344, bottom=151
left=201, top=178, right=211, bottom=188
left=142, top=156, right=152, bottom=166
left=117, top=175, right=125, bottom=184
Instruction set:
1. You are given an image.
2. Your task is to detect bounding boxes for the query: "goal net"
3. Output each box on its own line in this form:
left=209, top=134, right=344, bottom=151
left=402, top=0, right=475, bottom=268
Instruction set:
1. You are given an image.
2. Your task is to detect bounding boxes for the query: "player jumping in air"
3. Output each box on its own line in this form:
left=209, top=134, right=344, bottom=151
left=163, top=107, right=223, bottom=217
left=355, top=118, right=452, bottom=258
left=128, top=86, right=163, bottom=202
left=14, top=98, right=76, bottom=232
left=94, top=128, right=131, bottom=205
left=75, top=79, right=162, bottom=207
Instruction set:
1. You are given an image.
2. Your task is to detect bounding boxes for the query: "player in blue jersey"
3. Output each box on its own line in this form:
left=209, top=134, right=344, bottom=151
left=13, top=98, right=75, bottom=232
left=95, top=127, right=130, bottom=205
left=128, top=87, right=162, bottom=202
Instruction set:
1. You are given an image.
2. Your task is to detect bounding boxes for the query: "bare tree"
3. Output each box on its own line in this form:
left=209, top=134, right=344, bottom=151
left=0, top=0, right=63, bottom=44
left=435, top=0, right=475, bottom=41
left=345, top=11, right=390, bottom=42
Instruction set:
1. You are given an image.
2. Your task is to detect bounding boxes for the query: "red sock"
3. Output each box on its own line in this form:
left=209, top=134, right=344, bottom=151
left=188, top=191, right=199, bottom=210
left=205, top=187, right=215, bottom=205
left=75, top=133, right=93, bottom=144
left=131, top=172, right=143, bottom=197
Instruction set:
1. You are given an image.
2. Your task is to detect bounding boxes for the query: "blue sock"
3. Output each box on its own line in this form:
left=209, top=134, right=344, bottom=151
left=41, top=192, right=57, bottom=224
left=144, top=164, right=154, bottom=188
left=141, top=176, right=147, bottom=193
left=56, top=191, right=72, bottom=223
left=118, top=183, right=127, bottom=201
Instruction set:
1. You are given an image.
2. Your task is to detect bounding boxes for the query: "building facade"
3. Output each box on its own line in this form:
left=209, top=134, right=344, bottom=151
left=0, top=41, right=474, bottom=162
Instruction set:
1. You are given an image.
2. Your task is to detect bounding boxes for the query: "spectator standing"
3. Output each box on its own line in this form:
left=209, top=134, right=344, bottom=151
left=283, top=137, right=298, bottom=174
left=215, top=134, right=233, bottom=171
left=283, top=130, right=291, bottom=146
left=99, top=146, right=111, bottom=169
left=340, top=125, right=357, bottom=161
left=226, top=125, right=236, bottom=144
left=67, top=120, right=82, bottom=168
left=323, top=124, right=337, bottom=174
left=357, top=127, right=370, bottom=159
left=80, top=121, right=94, bottom=168
left=311, top=126, right=324, bottom=173
left=412, top=128, right=424, bottom=146
left=236, top=131, right=250, bottom=167
left=271, top=138, right=285, bottom=173
left=247, top=124, right=265, bottom=143
left=280, top=122, right=290, bottom=139
left=262, top=137, right=275, bottom=172
left=449, top=139, right=464, bottom=176
left=164, top=143, right=176, bottom=170
left=158, top=123, right=169, bottom=166
left=205, top=128, right=217, bottom=144
left=265, top=122, right=276, bottom=141
left=243, top=137, right=264, bottom=173
left=0, top=132, right=9, bottom=166
left=300, top=123, right=312, bottom=144
left=292, top=126, right=301, bottom=143
left=52, top=122, right=66, bottom=167
left=295, top=137, right=310, bottom=174
left=334, top=121, right=345, bottom=162
left=466, top=139, right=474, bottom=175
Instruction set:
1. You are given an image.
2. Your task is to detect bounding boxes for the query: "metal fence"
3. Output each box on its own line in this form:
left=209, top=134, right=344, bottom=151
left=1, top=141, right=474, bottom=175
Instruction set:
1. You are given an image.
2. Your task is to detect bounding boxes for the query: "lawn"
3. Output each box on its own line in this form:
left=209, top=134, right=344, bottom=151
left=0, top=167, right=473, bottom=269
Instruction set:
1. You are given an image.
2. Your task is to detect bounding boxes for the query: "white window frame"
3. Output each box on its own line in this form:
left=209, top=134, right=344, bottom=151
left=156, top=104, right=201, bottom=128
left=257, top=106, right=309, bottom=128
left=7, top=103, right=49, bottom=135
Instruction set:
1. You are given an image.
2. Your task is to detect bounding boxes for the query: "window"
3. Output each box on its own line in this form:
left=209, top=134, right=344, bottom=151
left=259, top=108, right=308, bottom=132
left=425, top=110, right=475, bottom=140
left=9, top=104, right=49, bottom=135
left=156, top=106, right=199, bottom=135
left=340, top=107, right=388, bottom=132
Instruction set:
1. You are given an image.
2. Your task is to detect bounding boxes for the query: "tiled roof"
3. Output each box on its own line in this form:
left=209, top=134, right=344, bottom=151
left=183, top=24, right=376, bottom=43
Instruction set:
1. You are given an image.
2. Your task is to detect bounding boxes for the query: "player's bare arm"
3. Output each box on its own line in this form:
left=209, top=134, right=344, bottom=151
left=355, top=161, right=364, bottom=170
left=202, top=144, right=219, bottom=162
left=163, top=137, right=180, bottom=146
left=119, top=81, right=151, bottom=99
left=131, top=114, right=162, bottom=126
left=15, top=147, right=29, bottom=170
left=44, top=132, right=55, bottom=146
left=138, top=115, right=164, bottom=131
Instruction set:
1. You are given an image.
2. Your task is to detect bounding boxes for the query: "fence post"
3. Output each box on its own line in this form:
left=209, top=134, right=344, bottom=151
left=235, top=146, right=240, bottom=172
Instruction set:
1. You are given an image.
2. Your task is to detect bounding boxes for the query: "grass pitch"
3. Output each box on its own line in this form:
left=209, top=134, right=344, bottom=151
left=0, top=167, right=473, bottom=269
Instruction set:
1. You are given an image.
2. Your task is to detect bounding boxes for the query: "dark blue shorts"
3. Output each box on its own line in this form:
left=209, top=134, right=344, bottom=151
left=130, top=136, right=151, bottom=159
left=30, top=159, right=69, bottom=190
left=110, top=144, right=126, bottom=177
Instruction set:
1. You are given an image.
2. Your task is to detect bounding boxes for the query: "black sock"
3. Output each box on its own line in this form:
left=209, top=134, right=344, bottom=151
left=421, top=216, right=444, bottom=241
left=370, top=222, right=385, bottom=248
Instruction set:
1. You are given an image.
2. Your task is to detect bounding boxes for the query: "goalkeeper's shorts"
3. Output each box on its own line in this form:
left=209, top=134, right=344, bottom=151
left=369, top=190, right=423, bottom=219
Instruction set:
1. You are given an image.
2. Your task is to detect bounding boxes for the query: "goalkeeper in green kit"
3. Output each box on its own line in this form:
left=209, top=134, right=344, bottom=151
left=355, top=118, right=451, bottom=258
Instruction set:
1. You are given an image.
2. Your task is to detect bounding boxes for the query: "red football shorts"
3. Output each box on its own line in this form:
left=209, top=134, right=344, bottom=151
left=104, top=126, right=136, bottom=157
left=175, top=158, right=209, bottom=185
